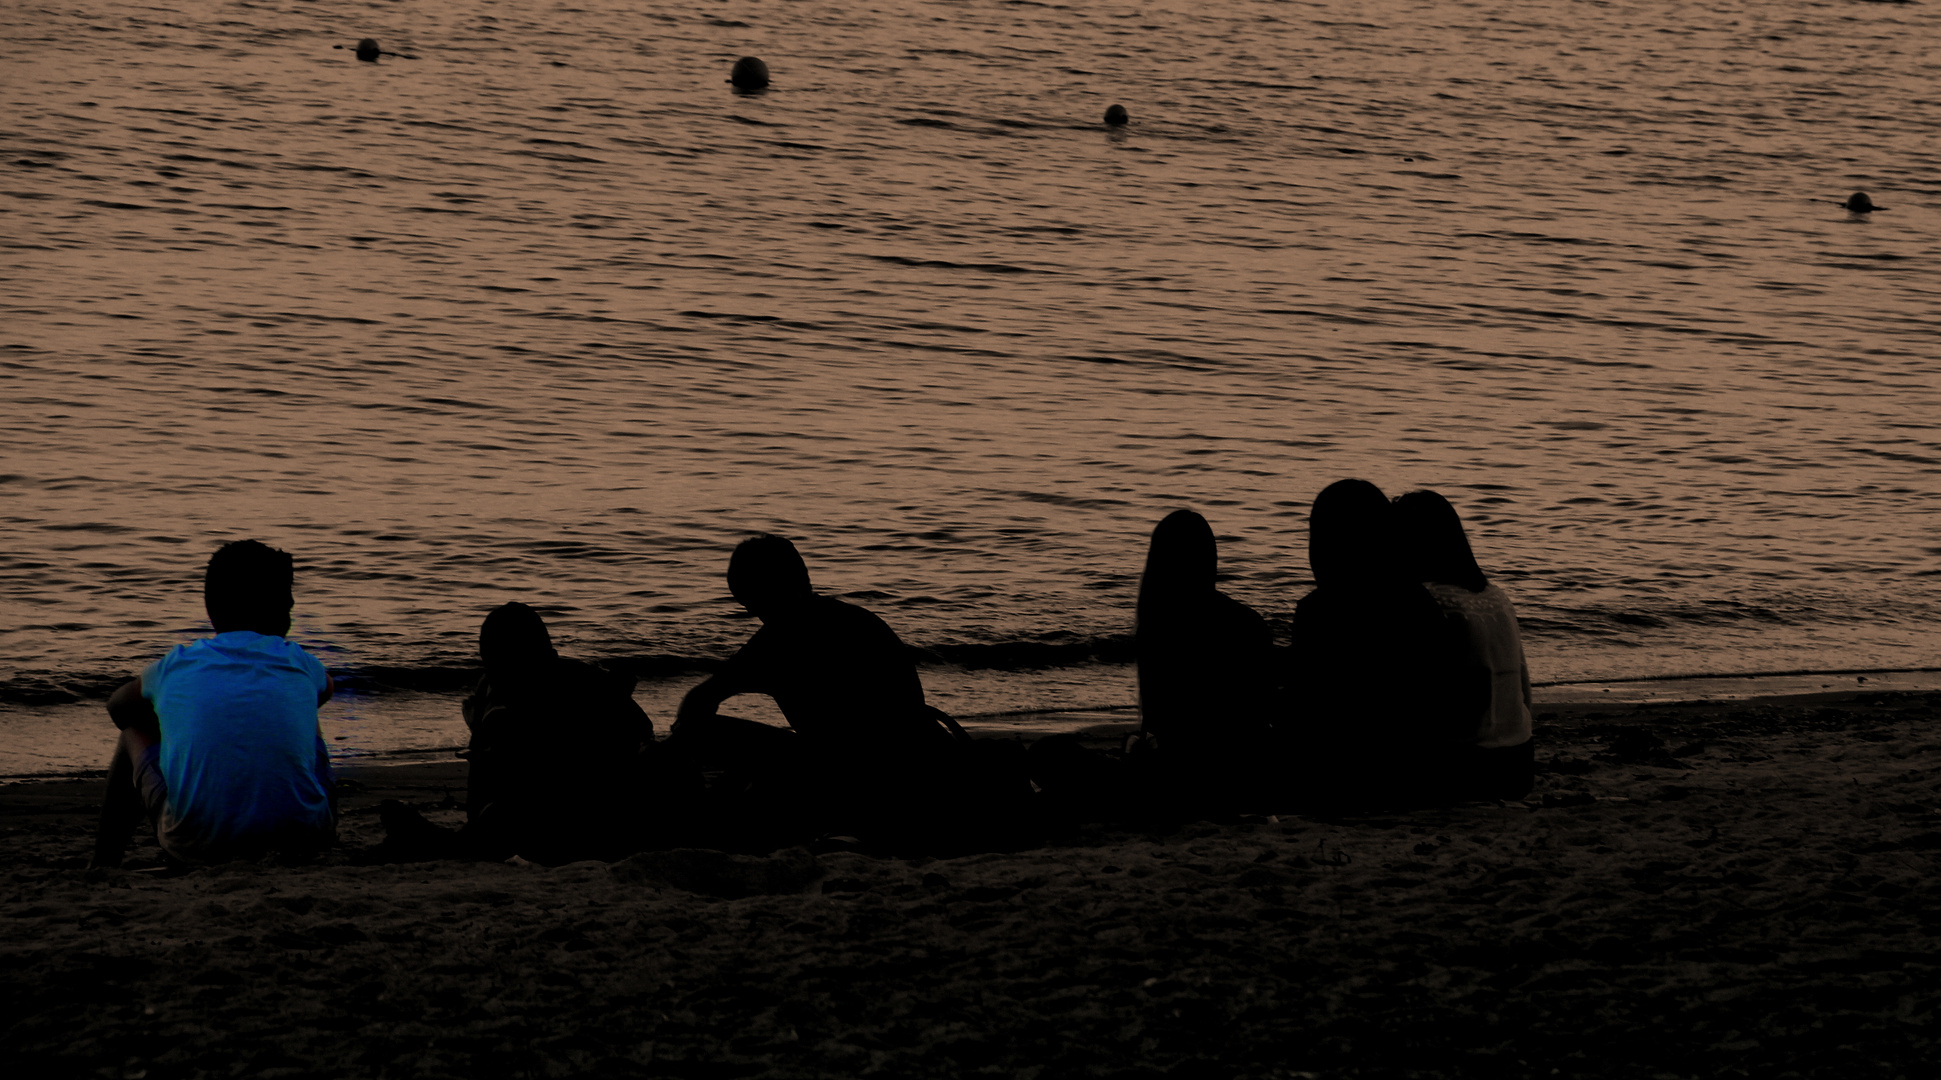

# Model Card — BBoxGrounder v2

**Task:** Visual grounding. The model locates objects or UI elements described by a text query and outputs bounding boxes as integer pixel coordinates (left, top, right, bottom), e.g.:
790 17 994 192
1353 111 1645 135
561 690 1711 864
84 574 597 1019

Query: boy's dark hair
204 540 295 631
727 534 813 610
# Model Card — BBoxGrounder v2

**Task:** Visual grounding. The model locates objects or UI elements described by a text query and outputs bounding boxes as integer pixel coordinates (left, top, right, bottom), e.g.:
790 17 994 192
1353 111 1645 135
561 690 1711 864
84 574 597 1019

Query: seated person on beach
668 534 968 848
382 602 670 864
1134 510 1280 766
91 540 336 868
1281 479 1488 807
1036 509 1282 821
1394 489 1535 799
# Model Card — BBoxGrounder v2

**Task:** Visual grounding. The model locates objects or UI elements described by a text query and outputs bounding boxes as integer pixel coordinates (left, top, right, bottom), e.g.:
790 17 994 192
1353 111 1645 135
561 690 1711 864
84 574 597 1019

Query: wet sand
4 692 1938 1078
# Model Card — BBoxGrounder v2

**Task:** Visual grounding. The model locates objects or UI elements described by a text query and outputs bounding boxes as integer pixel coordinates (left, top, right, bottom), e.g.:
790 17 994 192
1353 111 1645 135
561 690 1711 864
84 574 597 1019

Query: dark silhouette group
92 480 1532 868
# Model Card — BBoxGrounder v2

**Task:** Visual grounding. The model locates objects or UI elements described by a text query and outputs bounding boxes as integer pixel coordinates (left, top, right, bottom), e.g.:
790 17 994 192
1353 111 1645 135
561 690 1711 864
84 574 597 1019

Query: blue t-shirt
142 631 334 858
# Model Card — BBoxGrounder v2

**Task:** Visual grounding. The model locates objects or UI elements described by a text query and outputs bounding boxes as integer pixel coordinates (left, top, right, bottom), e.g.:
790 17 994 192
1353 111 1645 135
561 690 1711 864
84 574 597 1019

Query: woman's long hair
1136 509 1217 635
480 601 558 686
1393 489 1488 592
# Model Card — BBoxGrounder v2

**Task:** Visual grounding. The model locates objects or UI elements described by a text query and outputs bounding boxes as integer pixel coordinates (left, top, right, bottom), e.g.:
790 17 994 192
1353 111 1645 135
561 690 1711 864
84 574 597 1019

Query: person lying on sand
667 534 1006 852
381 602 681 864
1394 489 1536 800
91 540 336 868
1280 479 1488 809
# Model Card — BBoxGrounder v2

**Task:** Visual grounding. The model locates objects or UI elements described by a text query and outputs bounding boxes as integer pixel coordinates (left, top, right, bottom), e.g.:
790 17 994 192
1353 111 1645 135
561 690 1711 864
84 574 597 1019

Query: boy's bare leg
90 727 156 870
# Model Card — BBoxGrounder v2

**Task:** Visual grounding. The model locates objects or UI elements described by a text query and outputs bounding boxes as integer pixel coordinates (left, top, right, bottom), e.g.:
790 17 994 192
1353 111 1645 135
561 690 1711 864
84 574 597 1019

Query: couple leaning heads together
91 479 1533 868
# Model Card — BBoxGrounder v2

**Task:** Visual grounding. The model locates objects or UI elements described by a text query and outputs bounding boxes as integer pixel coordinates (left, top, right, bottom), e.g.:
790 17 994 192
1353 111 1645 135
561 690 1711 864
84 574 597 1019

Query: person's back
1398 489 1535 799
93 540 335 867
722 592 935 755
677 535 949 763
1421 582 1530 747
1134 510 1279 807
460 603 660 862
145 631 335 857
1283 481 1484 806
672 535 974 850
1290 578 1469 747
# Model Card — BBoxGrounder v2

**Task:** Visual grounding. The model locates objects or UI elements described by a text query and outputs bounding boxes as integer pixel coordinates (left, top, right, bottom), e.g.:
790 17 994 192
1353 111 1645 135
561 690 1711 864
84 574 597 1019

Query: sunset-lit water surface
4 0 1938 770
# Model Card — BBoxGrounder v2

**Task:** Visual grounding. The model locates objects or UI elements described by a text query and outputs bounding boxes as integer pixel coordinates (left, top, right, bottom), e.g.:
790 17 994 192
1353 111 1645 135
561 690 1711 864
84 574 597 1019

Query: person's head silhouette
1143 509 1218 596
204 539 295 636
1308 479 1396 589
1393 489 1487 592
480 601 557 679
727 534 814 618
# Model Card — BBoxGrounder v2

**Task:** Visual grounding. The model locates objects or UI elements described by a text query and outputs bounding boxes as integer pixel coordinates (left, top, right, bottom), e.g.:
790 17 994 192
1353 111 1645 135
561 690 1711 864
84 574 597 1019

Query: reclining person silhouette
379 602 676 864
667 534 989 852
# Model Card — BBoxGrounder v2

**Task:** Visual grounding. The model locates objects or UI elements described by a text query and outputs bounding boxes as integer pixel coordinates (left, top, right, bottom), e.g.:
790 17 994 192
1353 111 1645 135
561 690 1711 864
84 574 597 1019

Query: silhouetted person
1394 490 1535 799
1104 104 1129 127
1843 192 1879 213
467 603 673 859
1029 510 1279 823
670 535 969 850
381 602 676 863
1132 510 1278 802
1281 480 1487 808
92 541 335 868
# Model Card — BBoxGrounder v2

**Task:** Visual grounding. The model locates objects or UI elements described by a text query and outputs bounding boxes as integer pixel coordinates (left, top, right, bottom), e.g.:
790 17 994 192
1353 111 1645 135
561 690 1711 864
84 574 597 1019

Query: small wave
865 255 1046 275
0 636 1145 705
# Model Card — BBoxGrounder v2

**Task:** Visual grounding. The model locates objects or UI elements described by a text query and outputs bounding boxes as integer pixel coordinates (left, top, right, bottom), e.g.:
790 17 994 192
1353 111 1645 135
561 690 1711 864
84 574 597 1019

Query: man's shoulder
818 596 906 642
817 593 885 620
157 632 326 685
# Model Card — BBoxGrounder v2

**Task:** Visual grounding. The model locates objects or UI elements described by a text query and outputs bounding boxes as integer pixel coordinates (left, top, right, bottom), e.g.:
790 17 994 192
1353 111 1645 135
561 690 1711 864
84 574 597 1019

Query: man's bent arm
107 677 160 737
672 674 739 736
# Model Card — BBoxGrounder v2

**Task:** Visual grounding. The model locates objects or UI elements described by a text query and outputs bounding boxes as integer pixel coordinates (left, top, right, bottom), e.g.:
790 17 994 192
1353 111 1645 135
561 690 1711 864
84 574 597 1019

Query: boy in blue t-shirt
90 540 336 867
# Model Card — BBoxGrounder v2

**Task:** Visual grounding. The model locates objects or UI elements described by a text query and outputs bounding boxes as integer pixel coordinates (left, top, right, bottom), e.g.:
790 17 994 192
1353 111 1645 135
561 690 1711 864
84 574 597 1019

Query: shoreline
6 668 1941 782
5 691 1938 1075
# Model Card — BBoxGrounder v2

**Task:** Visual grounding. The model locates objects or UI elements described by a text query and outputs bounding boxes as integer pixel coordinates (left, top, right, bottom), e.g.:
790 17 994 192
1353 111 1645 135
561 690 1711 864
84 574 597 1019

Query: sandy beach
4 691 1938 1078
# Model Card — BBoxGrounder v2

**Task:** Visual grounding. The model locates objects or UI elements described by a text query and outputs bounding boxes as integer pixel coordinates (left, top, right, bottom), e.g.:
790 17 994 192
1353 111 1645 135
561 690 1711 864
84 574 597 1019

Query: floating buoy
1843 191 1880 213
334 38 417 61
1104 104 1129 127
730 56 770 91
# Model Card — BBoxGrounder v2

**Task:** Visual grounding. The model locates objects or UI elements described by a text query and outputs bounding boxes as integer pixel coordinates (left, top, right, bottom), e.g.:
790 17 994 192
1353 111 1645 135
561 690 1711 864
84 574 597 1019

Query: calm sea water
4 0 1938 772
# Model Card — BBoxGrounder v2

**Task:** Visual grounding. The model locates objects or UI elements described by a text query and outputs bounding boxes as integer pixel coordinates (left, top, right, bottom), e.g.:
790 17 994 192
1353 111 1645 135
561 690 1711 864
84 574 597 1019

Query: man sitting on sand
668 534 970 849
91 540 336 868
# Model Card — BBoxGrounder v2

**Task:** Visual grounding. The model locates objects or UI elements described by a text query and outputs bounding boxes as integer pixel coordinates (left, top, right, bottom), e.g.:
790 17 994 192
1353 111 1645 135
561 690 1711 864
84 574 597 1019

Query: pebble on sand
730 56 771 90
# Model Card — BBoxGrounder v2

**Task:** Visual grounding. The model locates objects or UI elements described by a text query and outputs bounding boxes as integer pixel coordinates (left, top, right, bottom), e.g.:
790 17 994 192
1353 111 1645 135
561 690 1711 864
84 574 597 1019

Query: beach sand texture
5 693 1938 1078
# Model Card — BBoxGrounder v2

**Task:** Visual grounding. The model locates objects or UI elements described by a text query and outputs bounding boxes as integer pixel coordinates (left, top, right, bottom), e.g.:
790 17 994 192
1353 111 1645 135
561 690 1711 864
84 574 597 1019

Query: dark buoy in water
1104 104 1129 127
335 38 415 61
729 56 770 91
1843 191 1880 213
